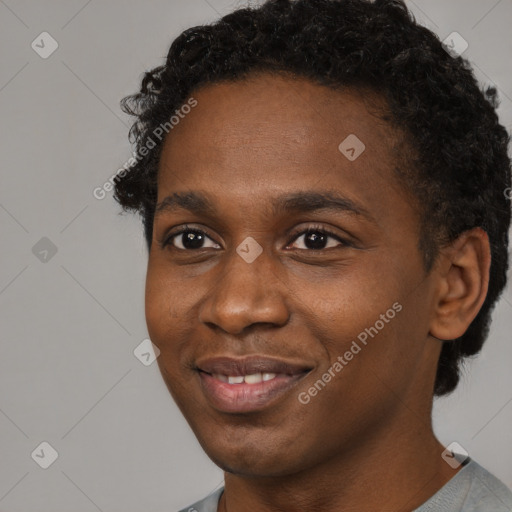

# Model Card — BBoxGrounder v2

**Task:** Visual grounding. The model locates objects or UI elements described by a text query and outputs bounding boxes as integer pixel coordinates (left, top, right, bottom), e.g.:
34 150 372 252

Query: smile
196 355 313 413
211 372 278 384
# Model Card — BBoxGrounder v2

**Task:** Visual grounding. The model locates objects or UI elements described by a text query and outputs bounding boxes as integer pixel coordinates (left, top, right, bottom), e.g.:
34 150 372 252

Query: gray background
1 0 511 511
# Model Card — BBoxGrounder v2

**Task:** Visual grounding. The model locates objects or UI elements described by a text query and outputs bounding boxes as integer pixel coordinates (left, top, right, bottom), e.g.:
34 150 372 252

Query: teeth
244 373 263 384
212 372 279 384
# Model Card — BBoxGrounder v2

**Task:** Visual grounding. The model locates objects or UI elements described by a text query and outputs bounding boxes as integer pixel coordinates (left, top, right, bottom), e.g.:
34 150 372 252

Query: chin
195 430 312 478
208 455 299 478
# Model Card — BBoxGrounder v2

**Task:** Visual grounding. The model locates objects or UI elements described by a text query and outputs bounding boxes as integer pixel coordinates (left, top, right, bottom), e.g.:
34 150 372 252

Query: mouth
195 355 313 413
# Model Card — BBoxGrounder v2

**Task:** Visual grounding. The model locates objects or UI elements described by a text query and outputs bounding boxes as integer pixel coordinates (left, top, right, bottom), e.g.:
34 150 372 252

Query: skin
145 72 491 512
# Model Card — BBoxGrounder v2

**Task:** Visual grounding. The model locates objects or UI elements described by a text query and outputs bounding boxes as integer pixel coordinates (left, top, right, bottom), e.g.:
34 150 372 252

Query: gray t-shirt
178 458 512 511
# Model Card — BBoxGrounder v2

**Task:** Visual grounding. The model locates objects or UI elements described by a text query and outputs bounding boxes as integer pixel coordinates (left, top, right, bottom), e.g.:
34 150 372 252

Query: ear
429 227 491 341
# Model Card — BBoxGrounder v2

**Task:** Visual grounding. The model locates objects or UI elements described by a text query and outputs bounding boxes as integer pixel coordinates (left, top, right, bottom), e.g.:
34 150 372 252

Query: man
114 0 512 510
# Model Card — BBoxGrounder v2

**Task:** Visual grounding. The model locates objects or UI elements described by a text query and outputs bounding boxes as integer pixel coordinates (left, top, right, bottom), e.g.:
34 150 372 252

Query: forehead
160 73 394 168
156 73 413 221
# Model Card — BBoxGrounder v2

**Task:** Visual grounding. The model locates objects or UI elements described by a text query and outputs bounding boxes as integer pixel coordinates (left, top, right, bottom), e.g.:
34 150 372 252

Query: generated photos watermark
298 301 403 404
93 96 198 200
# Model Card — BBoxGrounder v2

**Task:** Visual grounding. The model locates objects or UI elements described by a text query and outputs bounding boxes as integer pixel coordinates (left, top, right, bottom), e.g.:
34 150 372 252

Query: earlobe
429 227 491 341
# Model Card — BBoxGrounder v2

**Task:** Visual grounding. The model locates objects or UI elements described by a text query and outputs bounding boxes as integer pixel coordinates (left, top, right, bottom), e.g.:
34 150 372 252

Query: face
146 73 442 477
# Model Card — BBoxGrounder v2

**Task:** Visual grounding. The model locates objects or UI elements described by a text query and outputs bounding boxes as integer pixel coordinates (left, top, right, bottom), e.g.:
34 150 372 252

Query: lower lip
198 371 309 413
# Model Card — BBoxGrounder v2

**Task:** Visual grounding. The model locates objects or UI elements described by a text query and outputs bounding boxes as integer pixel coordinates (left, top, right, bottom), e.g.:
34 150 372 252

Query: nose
198 244 290 335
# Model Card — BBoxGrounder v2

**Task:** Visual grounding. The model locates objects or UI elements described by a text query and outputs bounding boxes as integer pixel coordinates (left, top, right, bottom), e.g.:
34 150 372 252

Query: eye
161 226 221 251
288 226 349 251
160 224 350 252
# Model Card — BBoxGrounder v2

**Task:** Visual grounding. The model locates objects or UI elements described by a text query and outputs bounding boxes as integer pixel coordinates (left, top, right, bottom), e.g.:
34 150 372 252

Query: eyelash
160 224 351 251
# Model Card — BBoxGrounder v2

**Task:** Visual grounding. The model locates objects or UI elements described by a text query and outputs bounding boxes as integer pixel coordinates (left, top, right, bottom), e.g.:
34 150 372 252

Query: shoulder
465 459 512 511
414 458 512 512
178 487 224 512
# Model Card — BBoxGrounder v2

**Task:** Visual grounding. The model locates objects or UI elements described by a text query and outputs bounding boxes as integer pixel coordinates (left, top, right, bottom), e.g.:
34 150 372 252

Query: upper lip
196 355 313 376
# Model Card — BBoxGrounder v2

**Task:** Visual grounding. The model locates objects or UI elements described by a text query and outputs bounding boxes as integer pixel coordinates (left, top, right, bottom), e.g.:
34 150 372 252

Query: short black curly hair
113 0 511 396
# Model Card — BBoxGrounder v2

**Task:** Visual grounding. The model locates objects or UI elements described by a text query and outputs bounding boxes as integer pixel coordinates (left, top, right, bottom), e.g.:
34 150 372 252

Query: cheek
144 260 175 342
302 271 415 389
304 267 401 340
144 261 200 372
144 270 161 331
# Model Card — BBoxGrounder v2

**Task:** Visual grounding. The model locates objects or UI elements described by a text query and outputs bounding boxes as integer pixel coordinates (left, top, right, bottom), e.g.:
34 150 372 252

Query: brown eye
163 228 221 250
289 227 348 250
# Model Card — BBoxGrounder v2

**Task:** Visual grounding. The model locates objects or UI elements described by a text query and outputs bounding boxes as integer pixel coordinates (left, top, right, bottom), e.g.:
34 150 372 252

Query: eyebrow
154 190 376 224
